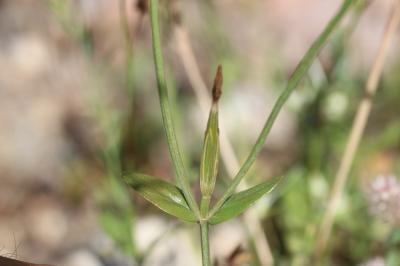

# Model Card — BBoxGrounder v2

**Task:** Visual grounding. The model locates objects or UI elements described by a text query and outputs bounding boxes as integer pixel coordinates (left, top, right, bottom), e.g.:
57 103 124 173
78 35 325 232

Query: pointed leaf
209 176 282 224
200 65 222 197
123 173 197 222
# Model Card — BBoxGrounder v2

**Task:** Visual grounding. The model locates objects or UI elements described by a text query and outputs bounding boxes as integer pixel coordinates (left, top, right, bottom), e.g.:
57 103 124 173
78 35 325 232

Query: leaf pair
123 65 281 224
123 172 281 224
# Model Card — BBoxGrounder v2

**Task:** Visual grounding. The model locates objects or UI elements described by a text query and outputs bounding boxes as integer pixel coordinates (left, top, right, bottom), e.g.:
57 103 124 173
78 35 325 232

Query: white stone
28 202 68 248
134 216 168 253
9 34 52 77
61 250 103 266
211 220 247 261
142 226 200 266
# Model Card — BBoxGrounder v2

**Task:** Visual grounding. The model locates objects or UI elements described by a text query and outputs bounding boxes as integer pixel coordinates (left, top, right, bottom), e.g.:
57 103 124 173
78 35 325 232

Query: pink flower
368 175 400 226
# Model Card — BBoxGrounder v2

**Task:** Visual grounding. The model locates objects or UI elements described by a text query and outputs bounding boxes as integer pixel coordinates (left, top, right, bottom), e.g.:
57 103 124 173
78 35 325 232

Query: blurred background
0 0 399 265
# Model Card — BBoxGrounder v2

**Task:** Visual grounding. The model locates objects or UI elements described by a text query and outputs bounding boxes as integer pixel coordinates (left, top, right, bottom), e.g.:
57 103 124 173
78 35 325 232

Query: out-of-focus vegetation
0 0 399 265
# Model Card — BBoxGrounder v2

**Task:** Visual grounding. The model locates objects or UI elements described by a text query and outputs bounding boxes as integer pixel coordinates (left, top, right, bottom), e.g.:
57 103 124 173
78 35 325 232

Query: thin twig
173 24 274 266
315 0 400 259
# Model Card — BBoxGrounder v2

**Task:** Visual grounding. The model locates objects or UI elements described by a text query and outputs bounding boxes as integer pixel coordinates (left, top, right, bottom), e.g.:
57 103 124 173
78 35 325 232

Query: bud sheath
200 65 222 199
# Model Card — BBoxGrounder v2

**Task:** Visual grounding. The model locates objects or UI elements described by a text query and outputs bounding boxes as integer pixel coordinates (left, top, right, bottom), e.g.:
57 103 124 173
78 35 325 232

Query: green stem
200 222 211 266
200 195 211 218
210 0 354 216
149 0 200 217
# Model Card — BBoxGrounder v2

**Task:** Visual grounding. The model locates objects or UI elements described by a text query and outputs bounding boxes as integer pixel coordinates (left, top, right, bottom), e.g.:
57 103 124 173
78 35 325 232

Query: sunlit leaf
123 173 197 222
209 176 282 224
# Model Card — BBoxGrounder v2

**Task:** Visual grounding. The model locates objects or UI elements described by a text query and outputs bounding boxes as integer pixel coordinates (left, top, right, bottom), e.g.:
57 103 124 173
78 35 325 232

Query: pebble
134 216 168 253
26 199 68 248
61 250 103 266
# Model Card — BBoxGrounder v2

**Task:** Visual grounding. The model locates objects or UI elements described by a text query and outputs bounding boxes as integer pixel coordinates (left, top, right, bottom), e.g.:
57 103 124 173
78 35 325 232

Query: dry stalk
315 0 400 259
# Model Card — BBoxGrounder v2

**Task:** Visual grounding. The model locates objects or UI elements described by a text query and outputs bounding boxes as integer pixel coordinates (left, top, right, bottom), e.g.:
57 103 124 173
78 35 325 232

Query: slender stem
200 222 211 266
149 0 199 217
315 0 400 260
210 0 354 217
174 23 274 265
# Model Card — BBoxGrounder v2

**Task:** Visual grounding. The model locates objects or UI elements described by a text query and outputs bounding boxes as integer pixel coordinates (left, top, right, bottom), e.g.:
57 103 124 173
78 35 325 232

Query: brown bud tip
136 0 149 15
170 1 182 25
212 64 223 102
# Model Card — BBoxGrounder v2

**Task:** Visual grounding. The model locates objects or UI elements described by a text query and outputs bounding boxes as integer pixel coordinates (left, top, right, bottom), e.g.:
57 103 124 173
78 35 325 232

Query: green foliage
210 0 355 216
97 177 137 257
279 168 321 261
200 65 222 199
147 0 354 223
149 0 199 216
386 252 400 266
99 205 136 256
124 173 197 222
133 0 356 265
386 229 400 266
199 99 220 198
209 176 282 224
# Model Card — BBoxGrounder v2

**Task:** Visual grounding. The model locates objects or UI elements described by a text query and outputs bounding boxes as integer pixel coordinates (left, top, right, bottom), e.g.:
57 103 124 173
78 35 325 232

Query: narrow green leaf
123 173 197 222
209 176 282 224
97 177 137 256
99 207 136 256
210 0 354 216
200 65 222 198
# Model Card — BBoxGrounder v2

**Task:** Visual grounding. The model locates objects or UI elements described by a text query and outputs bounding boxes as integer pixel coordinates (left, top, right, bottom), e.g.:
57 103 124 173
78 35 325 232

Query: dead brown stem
315 0 400 260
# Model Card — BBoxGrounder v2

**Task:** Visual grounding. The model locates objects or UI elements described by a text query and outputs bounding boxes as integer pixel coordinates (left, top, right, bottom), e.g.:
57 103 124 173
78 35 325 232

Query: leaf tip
212 64 223 102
